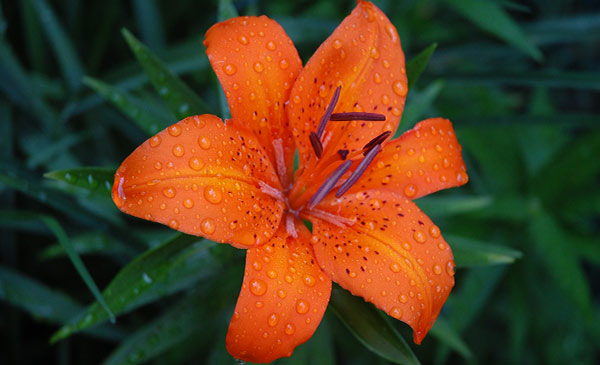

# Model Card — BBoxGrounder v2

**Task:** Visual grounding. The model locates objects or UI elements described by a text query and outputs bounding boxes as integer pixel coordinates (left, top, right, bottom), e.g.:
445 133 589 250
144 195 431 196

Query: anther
330 112 386 121
336 144 382 198
316 86 341 139
362 131 391 155
307 160 353 210
309 131 323 158
337 149 349 160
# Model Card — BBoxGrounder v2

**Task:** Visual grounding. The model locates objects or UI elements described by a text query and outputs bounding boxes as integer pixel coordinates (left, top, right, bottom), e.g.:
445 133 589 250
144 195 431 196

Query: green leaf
440 70 600 90
132 0 166 51
121 28 210 120
29 0 85 90
44 167 115 198
529 212 594 322
38 233 136 261
446 235 522 268
429 317 472 360
416 195 492 218
406 43 437 90
39 215 115 323
396 79 444 136
84 77 167 135
454 113 600 127
329 285 420 365
442 0 542 61
218 0 238 21
51 234 221 342
0 265 125 342
103 292 207 365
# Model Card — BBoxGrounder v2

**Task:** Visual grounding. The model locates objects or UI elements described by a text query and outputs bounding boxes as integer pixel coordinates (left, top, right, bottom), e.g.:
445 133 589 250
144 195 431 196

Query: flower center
287 86 391 213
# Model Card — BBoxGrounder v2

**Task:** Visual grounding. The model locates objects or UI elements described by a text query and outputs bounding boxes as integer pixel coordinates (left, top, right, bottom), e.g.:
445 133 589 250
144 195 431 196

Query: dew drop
277 289 287 298
292 95 301 104
393 80 407 97
285 323 296 335
163 187 176 198
296 299 309 314
413 230 426 243
154 161 162 170
429 225 440 238
168 125 181 137
198 136 211 150
249 279 267 296
389 307 403 319
279 58 289 70
172 144 185 157
399 294 408 303
252 261 262 271
253 62 264 73
169 219 179 229
200 218 216 235
204 186 222 204
268 313 279 327
433 264 442 275
238 35 249 45
390 263 401 273
183 199 194 209
149 135 161 147
333 39 342 49
223 63 237 75
303 274 316 287
267 270 277 279
266 40 277 50
404 184 417 197
188 157 204 171
446 260 456 276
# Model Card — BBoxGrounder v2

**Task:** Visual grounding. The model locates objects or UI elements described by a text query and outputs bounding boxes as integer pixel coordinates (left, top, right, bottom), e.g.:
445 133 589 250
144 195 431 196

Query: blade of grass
446 235 522 268
416 195 492 217
440 70 600 90
38 232 136 261
442 0 542 61
44 167 115 198
29 0 85 90
0 265 126 342
329 285 420 365
406 43 437 89
132 0 165 51
84 76 168 135
429 317 472 360
39 215 115 323
122 28 210 120
51 234 225 342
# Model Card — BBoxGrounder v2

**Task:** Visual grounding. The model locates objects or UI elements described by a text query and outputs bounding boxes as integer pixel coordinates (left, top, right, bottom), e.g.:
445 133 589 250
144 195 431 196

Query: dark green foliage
0 0 598 364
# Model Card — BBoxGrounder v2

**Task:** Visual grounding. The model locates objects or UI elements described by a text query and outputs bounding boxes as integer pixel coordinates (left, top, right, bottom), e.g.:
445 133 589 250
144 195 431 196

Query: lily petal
289 1 407 171
205 16 302 187
308 190 454 343
346 118 468 199
112 115 285 248
227 221 331 363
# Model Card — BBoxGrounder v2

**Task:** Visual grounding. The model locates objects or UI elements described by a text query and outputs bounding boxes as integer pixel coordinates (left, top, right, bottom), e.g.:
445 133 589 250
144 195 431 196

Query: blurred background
1 0 599 364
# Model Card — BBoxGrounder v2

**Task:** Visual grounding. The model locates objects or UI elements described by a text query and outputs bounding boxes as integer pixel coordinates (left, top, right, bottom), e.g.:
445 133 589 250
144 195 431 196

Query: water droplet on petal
413 230 426 244
393 80 407 97
333 39 342 49
200 218 216 235
223 64 237 75
253 62 264 73
188 157 204 171
303 274 316 287
277 289 287 298
446 260 456 276
296 299 309 314
168 125 181 137
266 40 277 50
390 263 401 273
149 135 161 147
389 307 402 319
163 187 176 198
399 294 408 303
183 199 194 209
204 186 222 204
169 219 179 229
279 59 289 70
249 279 267 296
238 35 249 45
268 313 279 327
172 144 184 157
433 264 442 275
429 225 440 238
285 323 296 335
198 136 211 150
404 184 417 197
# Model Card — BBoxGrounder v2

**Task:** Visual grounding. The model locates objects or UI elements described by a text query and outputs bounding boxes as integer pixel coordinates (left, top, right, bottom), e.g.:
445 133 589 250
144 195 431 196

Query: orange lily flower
112 1 468 362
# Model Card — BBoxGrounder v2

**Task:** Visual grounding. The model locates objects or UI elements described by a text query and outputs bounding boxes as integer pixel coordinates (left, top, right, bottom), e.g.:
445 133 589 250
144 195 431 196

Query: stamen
335 144 382 198
286 215 298 238
309 131 323 158
259 181 285 202
330 112 386 121
362 130 391 155
307 209 356 227
316 86 341 139
272 139 289 189
307 159 352 210
337 149 349 160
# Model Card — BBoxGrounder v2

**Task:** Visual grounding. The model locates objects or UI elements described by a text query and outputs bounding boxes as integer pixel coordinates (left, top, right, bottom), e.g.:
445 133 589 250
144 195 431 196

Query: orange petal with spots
227 221 331 363
307 191 454 343
346 118 468 199
204 16 302 188
112 115 285 248
288 1 407 172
